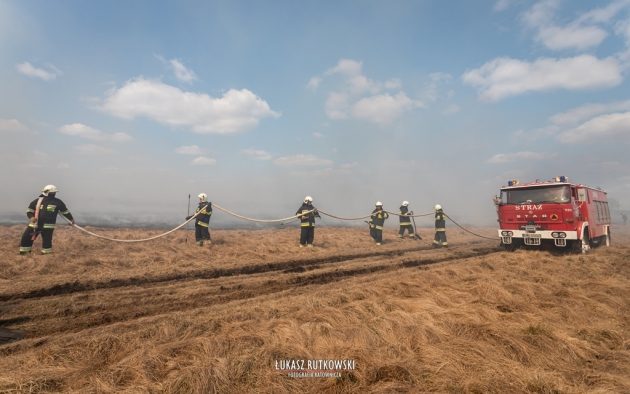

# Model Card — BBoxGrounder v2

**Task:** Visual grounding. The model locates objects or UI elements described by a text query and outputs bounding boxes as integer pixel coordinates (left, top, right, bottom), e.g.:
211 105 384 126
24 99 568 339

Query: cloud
522 0 630 51
273 154 333 167
0 118 28 132
352 92 422 124
170 59 197 83
175 145 204 155
517 99 630 142
191 156 216 166
537 25 607 51
325 92 350 120
312 132 324 138
494 0 517 12
558 111 630 143
310 58 423 125
550 100 630 126
16 62 61 81
101 78 279 134
462 55 622 101
487 151 551 164
307 76 322 90
58 123 132 142
74 144 114 155
241 148 272 160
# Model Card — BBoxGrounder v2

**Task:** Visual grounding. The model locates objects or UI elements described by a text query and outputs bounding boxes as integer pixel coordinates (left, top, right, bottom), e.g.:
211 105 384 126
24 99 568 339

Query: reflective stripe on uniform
43 223 56 229
300 223 313 227
41 248 53 254
374 226 383 230
197 222 209 228
46 205 56 211
61 210 70 215
27 208 35 213
28 223 36 228
436 228 445 231
399 223 413 226
433 240 440 244
19 246 32 252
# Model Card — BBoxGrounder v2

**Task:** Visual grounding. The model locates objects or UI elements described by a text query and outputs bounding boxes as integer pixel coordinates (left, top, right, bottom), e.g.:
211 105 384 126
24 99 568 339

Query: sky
1 0 630 227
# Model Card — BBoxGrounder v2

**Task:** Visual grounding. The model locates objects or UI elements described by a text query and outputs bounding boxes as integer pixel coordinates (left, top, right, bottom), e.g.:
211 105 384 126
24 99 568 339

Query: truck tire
572 227 590 254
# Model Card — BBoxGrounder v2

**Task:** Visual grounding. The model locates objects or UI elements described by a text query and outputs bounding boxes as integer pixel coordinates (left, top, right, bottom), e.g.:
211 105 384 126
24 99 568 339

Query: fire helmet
42 185 58 196
304 196 313 203
434 204 442 211
375 201 383 207
198 193 208 202
402 201 409 207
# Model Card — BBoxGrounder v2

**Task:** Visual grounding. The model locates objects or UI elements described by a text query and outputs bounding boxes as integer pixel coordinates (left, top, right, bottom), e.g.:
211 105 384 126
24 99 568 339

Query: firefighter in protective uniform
370 202 389 245
398 201 414 238
19 185 74 255
296 196 320 247
433 204 448 248
186 193 212 246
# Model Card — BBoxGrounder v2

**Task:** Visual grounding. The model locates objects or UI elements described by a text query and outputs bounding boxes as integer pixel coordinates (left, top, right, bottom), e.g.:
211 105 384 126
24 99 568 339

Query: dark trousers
195 224 211 244
399 224 413 236
370 226 383 243
300 226 315 245
20 227 54 253
433 229 447 247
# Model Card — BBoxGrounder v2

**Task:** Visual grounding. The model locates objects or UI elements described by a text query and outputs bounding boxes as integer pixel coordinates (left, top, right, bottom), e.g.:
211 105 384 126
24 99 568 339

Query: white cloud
462 55 622 101
311 58 423 124
191 156 216 166
325 59 363 77
170 59 197 83
307 76 322 90
16 62 61 81
325 92 350 119
352 92 422 124
101 78 280 134
58 123 132 142
74 144 113 155
537 25 607 51
241 148 272 160
273 154 333 167
443 104 461 114
558 111 630 143
487 151 550 164
550 100 630 126
0 118 28 132
175 145 204 155
494 0 517 12
522 0 630 51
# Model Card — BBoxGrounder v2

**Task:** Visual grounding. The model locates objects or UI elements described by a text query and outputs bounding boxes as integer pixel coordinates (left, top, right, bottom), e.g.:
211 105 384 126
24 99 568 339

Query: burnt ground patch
0 244 465 301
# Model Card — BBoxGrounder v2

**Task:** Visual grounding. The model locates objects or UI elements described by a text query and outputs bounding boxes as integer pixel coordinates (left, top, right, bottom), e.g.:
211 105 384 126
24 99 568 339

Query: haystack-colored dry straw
0 224 628 392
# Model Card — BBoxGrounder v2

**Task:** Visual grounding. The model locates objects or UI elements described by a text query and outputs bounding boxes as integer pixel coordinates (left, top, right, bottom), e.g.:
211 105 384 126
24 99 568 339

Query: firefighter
296 196 320 247
19 185 74 255
186 193 212 246
433 204 448 248
398 201 414 238
369 201 389 245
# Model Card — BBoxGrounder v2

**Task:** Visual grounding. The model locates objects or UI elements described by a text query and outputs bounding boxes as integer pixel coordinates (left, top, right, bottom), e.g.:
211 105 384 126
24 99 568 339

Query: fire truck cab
496 176 611 253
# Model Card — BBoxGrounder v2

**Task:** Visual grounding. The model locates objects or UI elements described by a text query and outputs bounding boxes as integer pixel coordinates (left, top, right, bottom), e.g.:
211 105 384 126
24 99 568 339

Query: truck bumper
498 230 578 247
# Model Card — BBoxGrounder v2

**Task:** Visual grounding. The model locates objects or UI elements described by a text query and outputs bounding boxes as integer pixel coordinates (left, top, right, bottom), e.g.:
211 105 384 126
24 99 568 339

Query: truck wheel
572 228 590 254
604 228 611 247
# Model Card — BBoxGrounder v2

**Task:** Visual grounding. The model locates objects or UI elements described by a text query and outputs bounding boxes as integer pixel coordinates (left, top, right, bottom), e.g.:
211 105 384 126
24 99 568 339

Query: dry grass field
0 224 628 393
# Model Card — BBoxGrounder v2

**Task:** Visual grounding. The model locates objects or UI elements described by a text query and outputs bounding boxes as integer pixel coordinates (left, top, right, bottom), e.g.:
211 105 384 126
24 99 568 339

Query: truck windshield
501 185 571 204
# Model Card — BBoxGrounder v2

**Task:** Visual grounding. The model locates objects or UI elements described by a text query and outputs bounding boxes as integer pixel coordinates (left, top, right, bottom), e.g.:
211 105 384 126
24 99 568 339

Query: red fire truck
496 176 611 253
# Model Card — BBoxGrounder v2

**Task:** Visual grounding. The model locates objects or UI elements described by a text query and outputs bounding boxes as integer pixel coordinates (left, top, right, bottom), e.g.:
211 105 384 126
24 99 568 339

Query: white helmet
304 196 313 203
434 204 442 211
42 184 58 196
198 193 208 202
375 201 383 207
402 201 409 207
